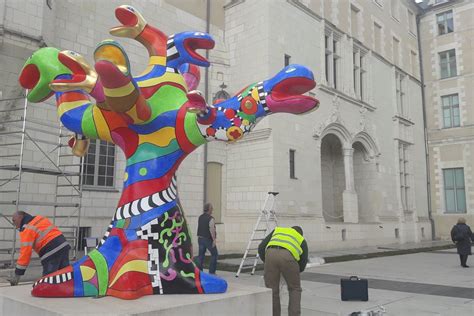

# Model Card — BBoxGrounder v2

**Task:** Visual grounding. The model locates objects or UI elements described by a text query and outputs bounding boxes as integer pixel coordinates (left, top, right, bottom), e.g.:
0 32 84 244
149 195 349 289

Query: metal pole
416 13 435 240
10 90 28 268
203 0 211 207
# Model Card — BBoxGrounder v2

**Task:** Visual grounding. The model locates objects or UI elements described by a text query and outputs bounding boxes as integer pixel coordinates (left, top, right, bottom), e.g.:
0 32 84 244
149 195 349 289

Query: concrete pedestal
0 282 271 316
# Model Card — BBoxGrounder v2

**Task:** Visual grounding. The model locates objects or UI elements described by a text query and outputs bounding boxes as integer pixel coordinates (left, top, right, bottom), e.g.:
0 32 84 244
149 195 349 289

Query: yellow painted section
125 104 145 124
149 56 166 65
137 72 186 90
139 127 175 147
92 107 112 141
109 260 148 287
251 88 259 100
80 265 96 281
58 100 89 118
103 82 135 97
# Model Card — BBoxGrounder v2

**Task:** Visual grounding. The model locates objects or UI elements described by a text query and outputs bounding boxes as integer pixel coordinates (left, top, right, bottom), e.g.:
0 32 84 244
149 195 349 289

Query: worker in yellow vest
258 226 308 316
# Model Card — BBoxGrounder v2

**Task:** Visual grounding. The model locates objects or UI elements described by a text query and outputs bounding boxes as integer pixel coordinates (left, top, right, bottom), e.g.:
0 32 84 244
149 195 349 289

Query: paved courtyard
0 248 472 315
221 248 474 315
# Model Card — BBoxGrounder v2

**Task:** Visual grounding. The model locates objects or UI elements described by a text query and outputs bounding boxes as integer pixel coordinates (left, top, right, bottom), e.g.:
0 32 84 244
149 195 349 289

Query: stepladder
235 191 279 277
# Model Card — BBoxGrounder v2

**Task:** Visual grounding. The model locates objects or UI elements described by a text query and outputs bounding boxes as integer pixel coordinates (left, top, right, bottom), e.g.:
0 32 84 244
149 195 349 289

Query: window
284 54 291 67
439 49 457 79
351 5 360 38
83 139 116 188
325 29 341 89
410 50 418 76
353 45 367 100
392 37 400 66
289 149 296 179
442 94 460 128
391 0 399 20
374 22 382 53
437 10 453 35
399 143 410 211
443 168 466 213
407 10 415 34
395 71 406 117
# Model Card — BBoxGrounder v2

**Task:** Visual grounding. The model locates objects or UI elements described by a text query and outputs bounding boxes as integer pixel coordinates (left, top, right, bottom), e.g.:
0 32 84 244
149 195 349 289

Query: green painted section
127 139 180 166
116 219 125 228
81 106 98 139
21 47 71 103
184 112 206 147
83 282 99 296
237 112 256 123
180 270 195 279
240 83 257 97
139 167 147 176
145 86 188 123
88 250 108 296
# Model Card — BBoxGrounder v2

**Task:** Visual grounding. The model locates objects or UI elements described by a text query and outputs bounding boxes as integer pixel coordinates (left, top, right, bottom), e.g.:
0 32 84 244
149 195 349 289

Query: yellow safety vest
266 227 304 261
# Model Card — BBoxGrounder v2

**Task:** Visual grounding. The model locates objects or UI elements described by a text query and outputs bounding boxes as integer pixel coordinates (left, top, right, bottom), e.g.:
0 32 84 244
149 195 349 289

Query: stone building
418 0 473 238
0 0 434 255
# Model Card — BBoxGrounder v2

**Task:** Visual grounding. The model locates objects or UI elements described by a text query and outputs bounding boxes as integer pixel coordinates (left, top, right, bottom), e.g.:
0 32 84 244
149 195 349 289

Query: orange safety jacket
16 215 66 274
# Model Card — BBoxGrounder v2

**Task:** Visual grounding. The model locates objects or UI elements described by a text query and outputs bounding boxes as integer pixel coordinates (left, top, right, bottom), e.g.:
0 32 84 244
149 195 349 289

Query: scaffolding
0 91 83 269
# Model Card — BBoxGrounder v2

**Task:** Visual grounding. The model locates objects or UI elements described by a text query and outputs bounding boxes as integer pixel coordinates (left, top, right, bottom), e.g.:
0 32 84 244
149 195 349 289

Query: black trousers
42 247 70 276
459 254 469 267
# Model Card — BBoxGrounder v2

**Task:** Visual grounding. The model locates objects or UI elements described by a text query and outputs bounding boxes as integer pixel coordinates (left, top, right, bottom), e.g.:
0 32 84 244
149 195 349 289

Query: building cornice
286 0 322 21
224 0 245 10
318 85 376 112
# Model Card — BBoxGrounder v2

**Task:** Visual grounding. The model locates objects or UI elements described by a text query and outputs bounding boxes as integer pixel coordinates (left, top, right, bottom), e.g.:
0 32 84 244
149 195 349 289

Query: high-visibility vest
266 227 304 261
16 216 63 270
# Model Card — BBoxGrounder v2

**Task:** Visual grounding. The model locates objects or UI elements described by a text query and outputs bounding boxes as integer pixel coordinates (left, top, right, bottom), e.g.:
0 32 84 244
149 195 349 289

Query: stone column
342 147 359 223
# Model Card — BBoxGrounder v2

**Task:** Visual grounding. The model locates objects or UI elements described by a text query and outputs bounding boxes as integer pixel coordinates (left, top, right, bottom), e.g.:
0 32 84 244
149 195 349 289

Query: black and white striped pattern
166 35 179 62
137 218 163 294
114 177 177 221
256 82 269 113
98 223 113 247
34 271 72 287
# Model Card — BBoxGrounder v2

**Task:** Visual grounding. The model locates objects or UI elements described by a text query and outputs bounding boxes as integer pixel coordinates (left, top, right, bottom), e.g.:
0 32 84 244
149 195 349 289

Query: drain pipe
203 0 211 207
416 13 435 240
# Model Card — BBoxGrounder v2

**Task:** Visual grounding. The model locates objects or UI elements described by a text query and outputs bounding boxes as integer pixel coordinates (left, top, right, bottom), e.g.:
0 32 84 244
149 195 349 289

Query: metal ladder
235 192 279 277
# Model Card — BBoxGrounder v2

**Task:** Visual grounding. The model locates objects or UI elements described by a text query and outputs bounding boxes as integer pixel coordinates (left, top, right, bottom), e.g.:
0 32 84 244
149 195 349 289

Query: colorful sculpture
18 5 319 299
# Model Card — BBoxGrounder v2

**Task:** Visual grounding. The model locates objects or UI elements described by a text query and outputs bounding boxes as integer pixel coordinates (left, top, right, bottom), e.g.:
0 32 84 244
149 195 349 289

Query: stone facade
419 0 474 238
0 0 434 255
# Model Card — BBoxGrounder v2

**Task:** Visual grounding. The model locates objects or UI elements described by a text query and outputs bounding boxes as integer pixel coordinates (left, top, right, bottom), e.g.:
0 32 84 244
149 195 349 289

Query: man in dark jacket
258 226 308 316
9 211 71 285
197 203 218 274
451 217 473 268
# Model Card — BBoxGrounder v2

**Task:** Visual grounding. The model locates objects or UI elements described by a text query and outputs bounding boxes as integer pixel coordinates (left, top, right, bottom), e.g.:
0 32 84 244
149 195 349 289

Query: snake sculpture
18 5 319 299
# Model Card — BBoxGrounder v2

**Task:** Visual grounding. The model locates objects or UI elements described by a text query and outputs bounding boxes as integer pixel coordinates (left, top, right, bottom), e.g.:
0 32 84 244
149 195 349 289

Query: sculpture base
0 282 271 316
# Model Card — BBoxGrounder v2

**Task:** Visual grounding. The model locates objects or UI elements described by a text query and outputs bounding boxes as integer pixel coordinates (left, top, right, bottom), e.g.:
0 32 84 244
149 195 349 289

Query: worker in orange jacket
9 211 71 286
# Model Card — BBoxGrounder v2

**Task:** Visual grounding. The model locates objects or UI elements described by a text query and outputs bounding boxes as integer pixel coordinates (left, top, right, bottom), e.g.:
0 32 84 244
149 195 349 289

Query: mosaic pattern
19 5 319 299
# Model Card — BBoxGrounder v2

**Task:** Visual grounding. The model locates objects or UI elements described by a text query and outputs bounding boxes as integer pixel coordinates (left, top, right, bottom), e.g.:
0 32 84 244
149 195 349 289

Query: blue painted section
262 64 314 92
98 235 122 269
200 272 228 294
129 110 177 134
167 32 214 68
60 104 88 135
125 229 138 241
134 65 167 82
73 255 88 297
124 150 184 188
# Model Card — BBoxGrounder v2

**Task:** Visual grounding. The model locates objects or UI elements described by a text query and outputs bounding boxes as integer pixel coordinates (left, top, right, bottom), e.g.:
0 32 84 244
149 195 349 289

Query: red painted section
140 25 168 57
109 228 128 246
19 64 40 89
115 7 138 26
117 157 183 205
31 279 75 297
175 105 196 154
111 127 138 158
95 60 131 89
195 267 203 294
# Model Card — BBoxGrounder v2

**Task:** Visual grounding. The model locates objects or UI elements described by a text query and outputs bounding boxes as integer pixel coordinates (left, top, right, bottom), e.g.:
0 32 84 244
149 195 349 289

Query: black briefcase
340 276 368 301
